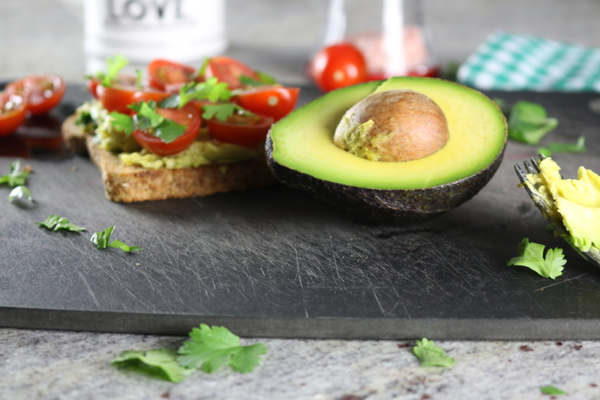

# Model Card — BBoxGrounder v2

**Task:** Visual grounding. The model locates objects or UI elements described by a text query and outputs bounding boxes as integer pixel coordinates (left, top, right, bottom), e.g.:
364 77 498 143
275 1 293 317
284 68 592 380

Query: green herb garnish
507 101 558 145
507 238 566 279
538 135 586 157
239 71 277 86
0 160 30 188
8 185 32 204
112 324 266 382
540 385 567 395
412 338 455 367
90 226 141 252
102 54 129 87
110 101 185 143
37 215 85 232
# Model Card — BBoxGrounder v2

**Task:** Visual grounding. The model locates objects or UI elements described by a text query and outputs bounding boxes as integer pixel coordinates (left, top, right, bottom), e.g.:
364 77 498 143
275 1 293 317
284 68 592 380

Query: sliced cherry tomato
207 113 274 148
86 77 101 99
96 75 139 115
131 88 170 104
148 59 197 91
204 56 259 90
0 92 28 136
310 43 367 92
233 85 300 122
132 104 201 156
7 74 66 115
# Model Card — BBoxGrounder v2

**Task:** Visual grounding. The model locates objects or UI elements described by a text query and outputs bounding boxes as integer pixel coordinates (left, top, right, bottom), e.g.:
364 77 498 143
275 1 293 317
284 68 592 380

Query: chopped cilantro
412 338 455 367
102 54 128 87
110 101 185 144
135 69 144 88
239 71 277 86
109 112 135 135
112 348 194 383
540 385 567 395
507 101 558 145
177 324 267 373
8 185 33 204
37 215 85 232
91 226 141 252
202 103 239 121
0 160 30 188
507 238 566 279
538 136 586 157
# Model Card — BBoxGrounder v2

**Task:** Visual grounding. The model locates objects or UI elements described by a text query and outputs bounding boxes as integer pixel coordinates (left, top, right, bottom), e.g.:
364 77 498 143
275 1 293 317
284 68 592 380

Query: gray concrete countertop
3 1 600 399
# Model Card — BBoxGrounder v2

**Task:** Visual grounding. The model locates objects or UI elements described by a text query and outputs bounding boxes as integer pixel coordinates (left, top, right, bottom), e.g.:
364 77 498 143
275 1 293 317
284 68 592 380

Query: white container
84 0 227 74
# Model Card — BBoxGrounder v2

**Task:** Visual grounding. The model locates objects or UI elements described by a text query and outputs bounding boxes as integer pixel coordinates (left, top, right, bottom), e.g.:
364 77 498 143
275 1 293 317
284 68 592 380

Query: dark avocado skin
266 136 506 224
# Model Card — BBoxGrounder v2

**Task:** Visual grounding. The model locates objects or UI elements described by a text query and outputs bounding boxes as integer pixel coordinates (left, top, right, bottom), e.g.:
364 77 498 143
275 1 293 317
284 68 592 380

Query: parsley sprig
412 338 455 367
111 324 267 382
91 226 141 252
1 160 30 188
507 238 566 279
101 54 128 87
110 101 186 144
37 214 85 232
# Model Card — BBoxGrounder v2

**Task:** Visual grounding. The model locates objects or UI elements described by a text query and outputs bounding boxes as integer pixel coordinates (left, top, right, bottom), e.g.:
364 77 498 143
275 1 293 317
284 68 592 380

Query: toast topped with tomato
62 55 300 203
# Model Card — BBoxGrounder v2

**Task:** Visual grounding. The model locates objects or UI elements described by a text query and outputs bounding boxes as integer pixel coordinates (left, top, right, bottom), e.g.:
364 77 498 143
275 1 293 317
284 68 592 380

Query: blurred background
2 0 600 86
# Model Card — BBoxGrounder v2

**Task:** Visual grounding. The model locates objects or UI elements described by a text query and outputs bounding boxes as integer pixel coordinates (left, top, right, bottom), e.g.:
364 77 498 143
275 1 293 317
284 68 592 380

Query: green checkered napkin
457 31 600 91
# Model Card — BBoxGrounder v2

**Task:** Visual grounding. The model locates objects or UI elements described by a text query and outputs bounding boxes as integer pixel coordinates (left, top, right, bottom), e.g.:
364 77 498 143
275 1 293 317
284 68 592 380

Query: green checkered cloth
457 31 600 91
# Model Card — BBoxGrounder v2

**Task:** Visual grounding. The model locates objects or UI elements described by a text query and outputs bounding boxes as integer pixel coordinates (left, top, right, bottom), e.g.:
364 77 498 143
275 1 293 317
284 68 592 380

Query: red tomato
310 43 367 92
0 92 28 136
86 77 101 99
132 104 201 156
148 59 197 91
131 88 170 104
207 113 274 148
204 56 259 90
96 75 139 114
233 85 300 122
7 74 66 115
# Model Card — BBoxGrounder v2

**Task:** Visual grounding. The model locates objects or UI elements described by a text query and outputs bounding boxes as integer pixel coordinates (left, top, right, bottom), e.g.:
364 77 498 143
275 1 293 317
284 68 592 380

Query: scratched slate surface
1 84 600 340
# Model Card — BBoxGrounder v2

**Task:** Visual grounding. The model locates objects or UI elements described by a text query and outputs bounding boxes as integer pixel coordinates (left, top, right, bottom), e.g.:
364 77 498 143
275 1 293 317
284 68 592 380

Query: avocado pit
333 89 449 162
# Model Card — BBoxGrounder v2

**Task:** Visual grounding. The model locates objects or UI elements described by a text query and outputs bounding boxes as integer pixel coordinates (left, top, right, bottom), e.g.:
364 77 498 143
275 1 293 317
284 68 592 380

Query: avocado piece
266 77 507 223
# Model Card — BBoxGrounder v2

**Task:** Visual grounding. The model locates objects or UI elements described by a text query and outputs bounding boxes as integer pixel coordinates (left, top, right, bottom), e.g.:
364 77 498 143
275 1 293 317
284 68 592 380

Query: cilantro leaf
177 324 267 373
37 215 85 232
136 101 165 127
507 238 566 279
135 69 144 88
412 338 455 367
540 385 567 395
508 101 558 145
538 136 586 157
255 71 278 85
109 112 135 135
8 185 33 205
239 75 266 87
154 119 186 143
0 160 30 188
102 54 128 87
91 226 141 252
202 103 238 121
111 348 194 383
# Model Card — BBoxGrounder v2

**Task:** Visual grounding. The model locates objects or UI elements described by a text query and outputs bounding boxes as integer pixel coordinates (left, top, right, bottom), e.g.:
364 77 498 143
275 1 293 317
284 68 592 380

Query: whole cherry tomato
233 85 300 122
132 103 201 156
203 56 259 90
0 92 28 136
148 59 197 91
207 113 274 148
6 74 66 115
310 43 367 92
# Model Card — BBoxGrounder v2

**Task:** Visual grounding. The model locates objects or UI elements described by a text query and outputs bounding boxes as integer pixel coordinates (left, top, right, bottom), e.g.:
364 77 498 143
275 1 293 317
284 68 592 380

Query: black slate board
2 84 600 340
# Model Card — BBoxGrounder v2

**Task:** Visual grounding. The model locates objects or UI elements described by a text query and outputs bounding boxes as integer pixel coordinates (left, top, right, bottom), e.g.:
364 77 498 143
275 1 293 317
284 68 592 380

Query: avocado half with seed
265 77 507 223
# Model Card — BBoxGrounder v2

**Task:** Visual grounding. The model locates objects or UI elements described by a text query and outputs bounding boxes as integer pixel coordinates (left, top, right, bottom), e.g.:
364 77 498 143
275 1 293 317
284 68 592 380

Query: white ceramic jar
84 0 227 74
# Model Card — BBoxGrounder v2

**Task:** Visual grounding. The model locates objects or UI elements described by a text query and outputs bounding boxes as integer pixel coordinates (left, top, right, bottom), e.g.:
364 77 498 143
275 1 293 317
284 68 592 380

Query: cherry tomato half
132 103 201 157
148 59 197 91
204 56 259 90
7 74 66 115
86 77 101 99
96 75 139 115
0 92 28 136
131 88 170 104
207 113 274 148
310 43 367 92
233 85 300 122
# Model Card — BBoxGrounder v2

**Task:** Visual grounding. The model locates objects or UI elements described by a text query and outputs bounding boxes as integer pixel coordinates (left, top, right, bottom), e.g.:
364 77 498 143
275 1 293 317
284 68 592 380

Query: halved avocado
266 77 507 223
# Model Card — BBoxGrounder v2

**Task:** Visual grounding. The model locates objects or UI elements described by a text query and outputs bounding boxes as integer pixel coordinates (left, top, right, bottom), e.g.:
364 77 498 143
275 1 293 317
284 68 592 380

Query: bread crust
61 115 277 202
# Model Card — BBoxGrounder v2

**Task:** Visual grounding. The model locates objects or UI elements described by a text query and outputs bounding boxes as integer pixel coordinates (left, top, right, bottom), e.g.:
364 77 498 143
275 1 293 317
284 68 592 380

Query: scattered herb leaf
91 226 141 252
508 101 558 145
507 238 565 279
412 338 455 367
541 385 567 395
102 54 128 87
37 215 85 232
538 135 587 157
0 160 30 188
8 185 33 204
111 348 194 383
177 324 267 373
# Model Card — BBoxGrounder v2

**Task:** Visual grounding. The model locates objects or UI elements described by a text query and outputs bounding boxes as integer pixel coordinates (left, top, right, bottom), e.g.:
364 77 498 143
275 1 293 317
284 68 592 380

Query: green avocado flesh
269 77 506 190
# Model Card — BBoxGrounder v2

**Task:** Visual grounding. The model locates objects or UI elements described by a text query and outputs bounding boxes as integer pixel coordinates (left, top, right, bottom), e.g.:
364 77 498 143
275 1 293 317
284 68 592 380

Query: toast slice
61 115 277 202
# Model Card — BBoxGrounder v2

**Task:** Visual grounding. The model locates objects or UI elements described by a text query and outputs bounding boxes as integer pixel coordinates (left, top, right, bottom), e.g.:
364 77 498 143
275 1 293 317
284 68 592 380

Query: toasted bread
61 115 277 202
